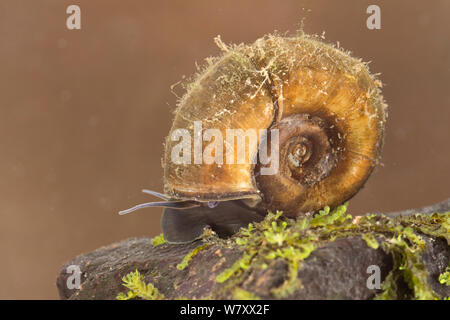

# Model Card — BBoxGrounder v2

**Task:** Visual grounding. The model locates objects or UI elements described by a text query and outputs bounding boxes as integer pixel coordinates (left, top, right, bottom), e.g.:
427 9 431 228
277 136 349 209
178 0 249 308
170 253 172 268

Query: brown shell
163 34 387 216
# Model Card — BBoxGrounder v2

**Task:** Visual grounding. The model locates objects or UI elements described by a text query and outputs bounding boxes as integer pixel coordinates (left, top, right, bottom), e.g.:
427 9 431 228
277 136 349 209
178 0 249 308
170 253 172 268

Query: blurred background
0 0 448 299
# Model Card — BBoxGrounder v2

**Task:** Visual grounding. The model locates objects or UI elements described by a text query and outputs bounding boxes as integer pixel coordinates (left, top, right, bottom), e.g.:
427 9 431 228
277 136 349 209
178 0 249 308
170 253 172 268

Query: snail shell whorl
163 34 387 217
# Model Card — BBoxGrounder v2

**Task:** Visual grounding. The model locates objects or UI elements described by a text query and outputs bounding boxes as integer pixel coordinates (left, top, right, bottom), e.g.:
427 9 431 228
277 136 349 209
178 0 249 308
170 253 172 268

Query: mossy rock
57 199 450 300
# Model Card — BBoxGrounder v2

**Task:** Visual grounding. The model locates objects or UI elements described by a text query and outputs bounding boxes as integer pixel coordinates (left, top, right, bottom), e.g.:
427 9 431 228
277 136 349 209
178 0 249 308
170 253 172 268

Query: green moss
439 265 450 286
176 243 210 271
120 206 447 300
210 202 449 300
362 233 379 249
232 288 260 300
378 234 436 300
131 205 447 300
310 202 351 227
216 253 254 283
372 212 449 300
151 233 167 247
213 205 349 297
374 271 402 300
117 270 164 300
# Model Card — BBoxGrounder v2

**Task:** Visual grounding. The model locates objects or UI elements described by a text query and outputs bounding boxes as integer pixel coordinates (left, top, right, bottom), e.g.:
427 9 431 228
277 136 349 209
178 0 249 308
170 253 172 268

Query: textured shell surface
163 34 387 216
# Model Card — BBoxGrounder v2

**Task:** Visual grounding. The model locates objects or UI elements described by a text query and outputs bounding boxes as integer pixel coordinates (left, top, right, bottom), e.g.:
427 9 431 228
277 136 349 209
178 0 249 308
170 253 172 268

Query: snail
120 33 387 244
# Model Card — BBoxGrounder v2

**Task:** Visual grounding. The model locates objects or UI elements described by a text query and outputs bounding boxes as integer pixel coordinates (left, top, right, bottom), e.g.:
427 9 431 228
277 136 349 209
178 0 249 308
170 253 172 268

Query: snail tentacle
119 189 206 216
141 189 172 200
118 200 200 216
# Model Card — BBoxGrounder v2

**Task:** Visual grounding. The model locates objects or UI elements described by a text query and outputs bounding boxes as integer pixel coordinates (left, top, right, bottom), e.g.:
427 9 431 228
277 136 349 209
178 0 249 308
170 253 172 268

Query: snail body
120 34 387 243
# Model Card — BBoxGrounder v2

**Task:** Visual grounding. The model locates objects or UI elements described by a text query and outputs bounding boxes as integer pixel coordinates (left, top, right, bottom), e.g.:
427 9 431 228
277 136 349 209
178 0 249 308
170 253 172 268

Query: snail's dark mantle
57 199 450 300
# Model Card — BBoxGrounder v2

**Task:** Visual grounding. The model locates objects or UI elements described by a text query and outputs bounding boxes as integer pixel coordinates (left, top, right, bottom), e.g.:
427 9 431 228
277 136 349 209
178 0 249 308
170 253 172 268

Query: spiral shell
163 34 387 217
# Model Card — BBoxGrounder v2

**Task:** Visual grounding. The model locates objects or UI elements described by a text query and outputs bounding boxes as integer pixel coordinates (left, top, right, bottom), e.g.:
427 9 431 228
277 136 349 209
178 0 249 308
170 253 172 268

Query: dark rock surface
57 198 450 300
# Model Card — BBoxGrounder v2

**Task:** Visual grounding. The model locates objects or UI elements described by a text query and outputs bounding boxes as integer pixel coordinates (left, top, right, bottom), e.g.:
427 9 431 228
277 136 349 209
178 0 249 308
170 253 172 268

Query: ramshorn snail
120 33 387 243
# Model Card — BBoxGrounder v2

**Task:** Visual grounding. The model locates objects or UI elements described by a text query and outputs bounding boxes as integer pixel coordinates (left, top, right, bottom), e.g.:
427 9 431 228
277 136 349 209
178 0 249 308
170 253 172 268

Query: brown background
0 0 448 299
